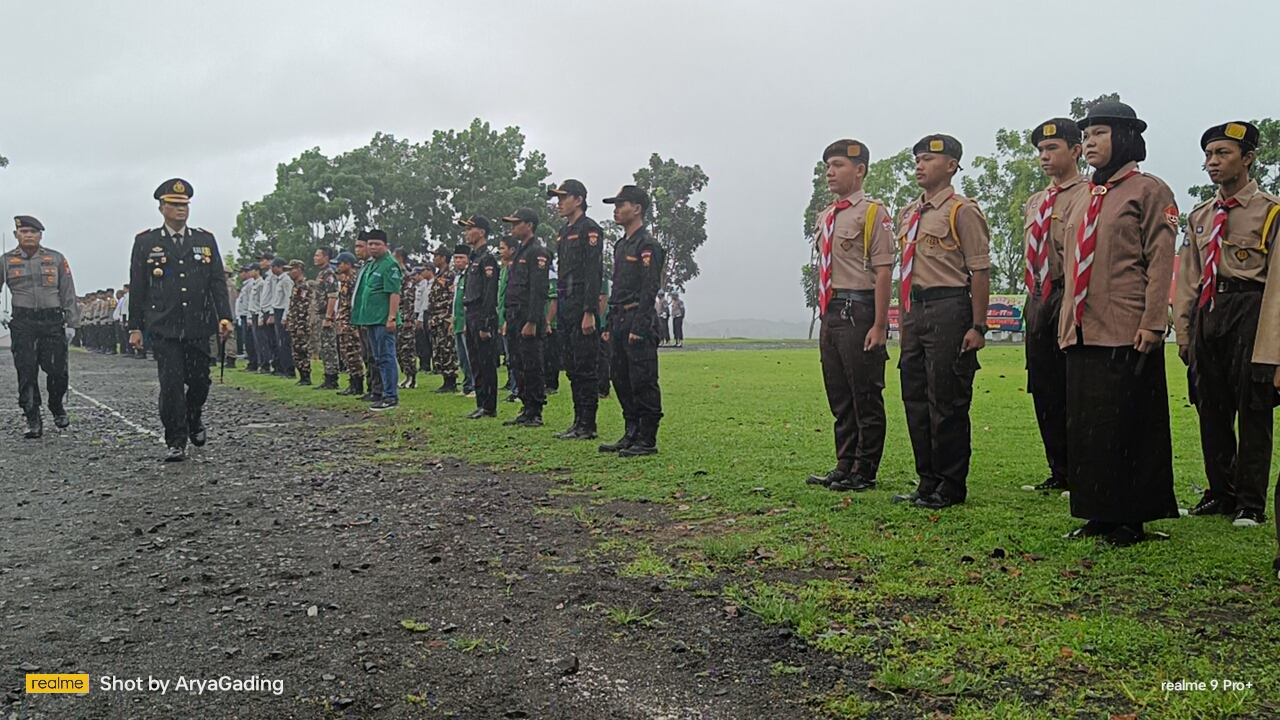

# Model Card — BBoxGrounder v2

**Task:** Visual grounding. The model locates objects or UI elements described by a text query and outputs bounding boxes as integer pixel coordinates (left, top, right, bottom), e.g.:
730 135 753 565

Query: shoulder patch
1165 205 1180 227
536 255 547 269
588 231 599 246
485 265 495 276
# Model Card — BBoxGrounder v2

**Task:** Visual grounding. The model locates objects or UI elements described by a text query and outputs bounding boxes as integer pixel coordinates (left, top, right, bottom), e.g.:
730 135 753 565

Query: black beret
14 215 44 232
1030 118 1082 147
334 251 358 266
912 134 963 162
502 208 540 226
548 179 588 200
457 215 491 233
1077 101 1146 133
154 178 193 203
365 229 388 242
602 185 650 211
1201 121 1260 152
453 244 471 256
822 139 870 165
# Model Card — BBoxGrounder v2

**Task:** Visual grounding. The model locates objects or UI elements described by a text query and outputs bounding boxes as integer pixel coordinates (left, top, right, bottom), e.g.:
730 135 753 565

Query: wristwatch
972 323 989 335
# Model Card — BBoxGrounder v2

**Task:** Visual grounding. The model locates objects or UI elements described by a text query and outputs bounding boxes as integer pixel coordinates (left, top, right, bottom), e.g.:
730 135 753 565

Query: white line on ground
68 386 164 443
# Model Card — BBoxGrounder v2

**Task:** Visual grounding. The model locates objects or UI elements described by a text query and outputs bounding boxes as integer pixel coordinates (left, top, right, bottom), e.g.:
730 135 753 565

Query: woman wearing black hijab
1056 101 1181 546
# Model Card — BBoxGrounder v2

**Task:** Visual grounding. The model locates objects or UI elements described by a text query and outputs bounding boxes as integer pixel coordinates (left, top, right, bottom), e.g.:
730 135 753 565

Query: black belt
832 289 874 303
1216 278 1265 294
13 307 64 319
908 286 968 303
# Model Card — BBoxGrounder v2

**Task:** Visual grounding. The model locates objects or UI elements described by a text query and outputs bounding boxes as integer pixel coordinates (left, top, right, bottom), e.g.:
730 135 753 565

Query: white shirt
414 278 431 316
114 294 128 322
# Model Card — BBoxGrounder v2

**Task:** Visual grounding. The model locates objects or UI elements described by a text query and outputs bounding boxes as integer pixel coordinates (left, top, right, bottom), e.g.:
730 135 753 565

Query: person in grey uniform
2 215 80 438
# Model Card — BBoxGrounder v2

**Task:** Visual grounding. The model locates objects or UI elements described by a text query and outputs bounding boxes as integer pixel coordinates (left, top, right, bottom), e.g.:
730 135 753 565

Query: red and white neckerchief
817 199 852 316
1197 197 1242 310
899 206 923 312
1072 169 1138 327
1026 186 1060 299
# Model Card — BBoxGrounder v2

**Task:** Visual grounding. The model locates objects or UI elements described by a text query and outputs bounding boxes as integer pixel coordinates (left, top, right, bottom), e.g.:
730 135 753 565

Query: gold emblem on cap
1225 123 1247 140
929 139 944 152
847 143 861 157
1043 123 1057 137
174 181 186 193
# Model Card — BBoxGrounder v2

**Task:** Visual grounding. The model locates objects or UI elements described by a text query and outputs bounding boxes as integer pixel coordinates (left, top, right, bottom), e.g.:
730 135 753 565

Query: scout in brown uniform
1057 101 1180 546
804 139 894 492
890 135 991 509
1021 119 1091 493
1174 122 1280 528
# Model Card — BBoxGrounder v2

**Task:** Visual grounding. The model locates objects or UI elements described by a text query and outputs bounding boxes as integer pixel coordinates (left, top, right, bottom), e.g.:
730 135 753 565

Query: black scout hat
547 179 588 200
14 215 44 232
603 185 650 211
822 139 870 165
1201 121 1260 153
502 208 540 227
1077 101 1147 133
456 215 491 233
913 134 963 162
1031 118 1082 147
155 178 193 204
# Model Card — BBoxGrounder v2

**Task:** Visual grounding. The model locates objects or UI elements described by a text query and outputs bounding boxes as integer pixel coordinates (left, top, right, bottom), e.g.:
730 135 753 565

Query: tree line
232 119 708 292
799 93 1280 326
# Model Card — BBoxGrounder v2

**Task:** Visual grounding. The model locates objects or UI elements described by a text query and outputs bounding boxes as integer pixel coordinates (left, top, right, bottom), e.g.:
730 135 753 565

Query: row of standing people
807 102 1280 581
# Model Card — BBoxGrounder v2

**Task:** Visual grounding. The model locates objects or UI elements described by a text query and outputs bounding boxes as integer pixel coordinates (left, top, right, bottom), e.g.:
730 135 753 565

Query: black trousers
1191 291 1275 513
255 317 277 371
609 307 662 423
544 328 562 391
561 308 600 428
898 294 978 502
597 332 612 396
9 309 69 419
415 317 431 373
465 319 499 414
819 301 888 479
1024 285 1068 483
673 316 684 343
241 317 257 367
273 308 294 375
511 331 545 415
1066 341 1178 524
359 327 383 396
151 335 211 448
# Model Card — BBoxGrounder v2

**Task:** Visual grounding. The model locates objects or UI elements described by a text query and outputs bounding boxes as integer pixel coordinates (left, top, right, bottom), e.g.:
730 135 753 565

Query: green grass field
230 345 1280 719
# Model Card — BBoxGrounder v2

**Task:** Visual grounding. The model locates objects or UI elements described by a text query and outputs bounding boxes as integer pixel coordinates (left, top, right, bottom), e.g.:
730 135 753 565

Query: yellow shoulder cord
1261 204 1280 254
862 203 878 269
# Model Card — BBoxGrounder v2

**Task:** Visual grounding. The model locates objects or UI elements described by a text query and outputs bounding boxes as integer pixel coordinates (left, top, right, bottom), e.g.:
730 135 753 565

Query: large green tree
631 154 709 291
1187 118 1280 202
960 129 1045 293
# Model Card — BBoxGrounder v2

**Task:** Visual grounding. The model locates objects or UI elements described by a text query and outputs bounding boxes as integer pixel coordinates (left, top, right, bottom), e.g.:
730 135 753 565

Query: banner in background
887 294 1027 334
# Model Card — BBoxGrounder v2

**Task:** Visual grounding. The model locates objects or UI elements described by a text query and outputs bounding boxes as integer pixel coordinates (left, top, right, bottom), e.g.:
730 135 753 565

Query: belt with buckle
908 286 968 303
13 306 65 319
832 289 874 303
1216 278 1265 294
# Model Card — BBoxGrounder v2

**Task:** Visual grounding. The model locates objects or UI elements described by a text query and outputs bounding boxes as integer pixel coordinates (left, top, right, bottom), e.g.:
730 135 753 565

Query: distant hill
684 319 812 340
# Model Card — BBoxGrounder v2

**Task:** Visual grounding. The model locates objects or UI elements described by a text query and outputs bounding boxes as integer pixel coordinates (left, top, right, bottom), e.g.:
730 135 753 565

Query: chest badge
840 240 854 252
153 268 164 277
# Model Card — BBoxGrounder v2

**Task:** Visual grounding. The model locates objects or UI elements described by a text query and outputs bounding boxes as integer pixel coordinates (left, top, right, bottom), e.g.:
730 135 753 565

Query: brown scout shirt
1057 162 1178 349
1023 175 1091 288
896 184 991 289
1173 181 1280 344
813 190 896 292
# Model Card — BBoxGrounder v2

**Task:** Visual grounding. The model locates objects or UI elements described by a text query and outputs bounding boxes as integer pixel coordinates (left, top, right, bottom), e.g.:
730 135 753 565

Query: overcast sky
2 0 1274 325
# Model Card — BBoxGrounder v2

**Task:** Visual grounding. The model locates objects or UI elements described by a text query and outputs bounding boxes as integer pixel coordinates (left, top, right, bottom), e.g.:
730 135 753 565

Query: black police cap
1077 101 1147 133
912 134 964 162
155 178 193 203
502 208 540 227
1030 118 1082 147
602 185 650 211
14 215 44 232
457 215 492 233
548 179 588 200
1201 121 1260 153
822 139 870 165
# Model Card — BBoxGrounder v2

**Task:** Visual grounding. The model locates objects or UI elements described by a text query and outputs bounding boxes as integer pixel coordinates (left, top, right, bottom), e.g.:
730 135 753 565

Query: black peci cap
1201 121 1260 152
912 134 964 162
457 215 492 233
365 229 388 242
1077 101 1147 133
155 178 193 204
453 244 471 256
602 185 650 211
1031 118 1082 147
14 215 44 232
547 179 588 200
822 139 870 165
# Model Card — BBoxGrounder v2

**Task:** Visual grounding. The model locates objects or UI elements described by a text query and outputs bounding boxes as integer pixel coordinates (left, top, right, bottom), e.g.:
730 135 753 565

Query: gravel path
1 351 854 719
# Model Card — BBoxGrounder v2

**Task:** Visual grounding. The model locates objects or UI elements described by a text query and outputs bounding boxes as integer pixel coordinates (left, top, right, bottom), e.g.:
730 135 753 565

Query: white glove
65 327 76 343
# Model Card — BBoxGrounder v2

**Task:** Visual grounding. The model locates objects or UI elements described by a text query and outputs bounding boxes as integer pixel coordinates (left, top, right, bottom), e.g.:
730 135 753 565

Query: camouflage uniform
336 273 363 379
286 278 312 379
312 264 340 377
429 268 458 376
398 272 418 378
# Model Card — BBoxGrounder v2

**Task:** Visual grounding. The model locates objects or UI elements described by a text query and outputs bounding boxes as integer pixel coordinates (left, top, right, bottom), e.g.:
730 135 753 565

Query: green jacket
351 253 402 326
497 265 509 328
452 273 466 333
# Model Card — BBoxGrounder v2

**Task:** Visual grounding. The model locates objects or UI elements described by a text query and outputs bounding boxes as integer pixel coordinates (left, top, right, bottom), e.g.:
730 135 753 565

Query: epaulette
137 228 153 237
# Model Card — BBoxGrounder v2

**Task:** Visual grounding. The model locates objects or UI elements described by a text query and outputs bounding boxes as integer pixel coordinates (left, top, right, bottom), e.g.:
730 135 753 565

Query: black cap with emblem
502 208 540 228
547 179 588 201
822 139 870 166
155 178 193 204
456 215 491 233
912 134 964 162
14 215 44 232
602 185 650 211
1201 121 1260 153
1031 118 1082 147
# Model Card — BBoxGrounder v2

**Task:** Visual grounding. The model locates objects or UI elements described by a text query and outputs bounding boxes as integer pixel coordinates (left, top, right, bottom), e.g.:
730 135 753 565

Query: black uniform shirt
462 244 500 333
555 214 604 314
504 238 551 329
129 225 232 340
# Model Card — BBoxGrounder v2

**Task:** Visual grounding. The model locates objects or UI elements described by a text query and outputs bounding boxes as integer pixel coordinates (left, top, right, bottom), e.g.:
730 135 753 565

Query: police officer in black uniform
547 179 606 440
600 186 664 457
128 179 233 461
459 215 501 419
501 208 551 427
3 216 79 438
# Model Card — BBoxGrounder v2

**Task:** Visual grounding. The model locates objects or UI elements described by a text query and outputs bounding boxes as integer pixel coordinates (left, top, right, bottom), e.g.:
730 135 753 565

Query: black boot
599 420 639 453
225 357 237 369
295 371 312 387
619 418 658 457
338 376 364 396
553 416 582 439
24 410 43 439
434 374 458 394
314 373 339 390
189 413 207 447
